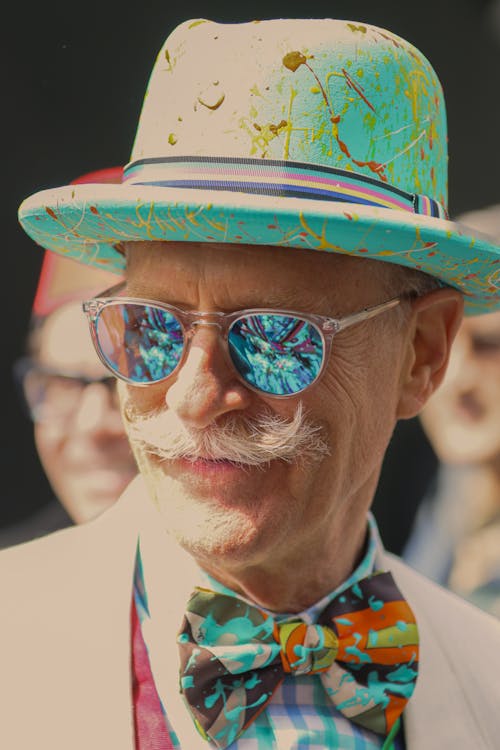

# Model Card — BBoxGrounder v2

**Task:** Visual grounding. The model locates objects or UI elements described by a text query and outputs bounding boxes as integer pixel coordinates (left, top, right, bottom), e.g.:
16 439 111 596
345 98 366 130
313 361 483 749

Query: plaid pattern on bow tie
177 571 419 749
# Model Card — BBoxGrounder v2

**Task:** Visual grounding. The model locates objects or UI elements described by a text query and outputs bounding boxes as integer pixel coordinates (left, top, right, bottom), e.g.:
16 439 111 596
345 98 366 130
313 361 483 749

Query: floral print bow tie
178 571 419 749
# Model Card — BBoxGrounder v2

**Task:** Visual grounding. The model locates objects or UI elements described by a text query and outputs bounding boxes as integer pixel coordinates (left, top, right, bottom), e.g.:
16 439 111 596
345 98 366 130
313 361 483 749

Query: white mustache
124 402 329 467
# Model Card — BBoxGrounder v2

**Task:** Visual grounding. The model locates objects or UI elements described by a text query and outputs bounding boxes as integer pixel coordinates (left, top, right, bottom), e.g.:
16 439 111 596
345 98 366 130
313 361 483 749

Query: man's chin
144 474 266 561
62 492 117 524
167 506 263 565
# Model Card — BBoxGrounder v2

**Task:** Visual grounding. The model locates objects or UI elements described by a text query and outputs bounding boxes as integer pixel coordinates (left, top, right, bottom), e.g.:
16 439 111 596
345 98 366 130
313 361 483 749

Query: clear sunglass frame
82 281 402 398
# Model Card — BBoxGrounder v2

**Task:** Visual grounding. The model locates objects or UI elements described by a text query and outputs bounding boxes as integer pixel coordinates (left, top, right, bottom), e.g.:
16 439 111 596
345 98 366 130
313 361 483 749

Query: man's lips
185 456 235 463
177 456 253 474
67 460 136 474
72 467 137 495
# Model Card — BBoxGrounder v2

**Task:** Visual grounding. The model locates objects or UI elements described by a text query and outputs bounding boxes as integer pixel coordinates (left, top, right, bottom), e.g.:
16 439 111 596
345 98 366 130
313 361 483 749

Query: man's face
420 310 500 467
34 302 137 523
119 241 410 570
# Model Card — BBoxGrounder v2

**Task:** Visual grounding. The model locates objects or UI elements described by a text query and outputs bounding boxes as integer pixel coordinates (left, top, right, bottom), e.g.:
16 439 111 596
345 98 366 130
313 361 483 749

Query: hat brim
19 183 500 314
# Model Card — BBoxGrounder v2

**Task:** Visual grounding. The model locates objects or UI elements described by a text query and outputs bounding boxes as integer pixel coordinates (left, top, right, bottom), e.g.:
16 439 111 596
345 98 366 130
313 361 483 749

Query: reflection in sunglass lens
228 314 324 395
96 303 184 383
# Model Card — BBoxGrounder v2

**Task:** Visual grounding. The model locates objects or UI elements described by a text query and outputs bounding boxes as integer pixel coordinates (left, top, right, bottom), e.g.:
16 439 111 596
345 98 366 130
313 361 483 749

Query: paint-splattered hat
18 18 500 313
31 167 124 319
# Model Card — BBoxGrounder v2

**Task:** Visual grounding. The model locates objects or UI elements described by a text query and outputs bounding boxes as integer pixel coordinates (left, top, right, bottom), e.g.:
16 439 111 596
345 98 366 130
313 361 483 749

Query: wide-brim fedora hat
18 17 500 314
31 167 124 319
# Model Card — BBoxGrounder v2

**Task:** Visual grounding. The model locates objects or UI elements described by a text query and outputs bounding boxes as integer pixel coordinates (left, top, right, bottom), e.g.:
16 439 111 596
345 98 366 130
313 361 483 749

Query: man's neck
196 513 369 613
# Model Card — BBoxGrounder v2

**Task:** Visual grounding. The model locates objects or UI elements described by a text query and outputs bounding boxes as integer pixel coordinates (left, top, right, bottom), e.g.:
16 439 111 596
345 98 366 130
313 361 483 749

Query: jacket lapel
1 477 147 749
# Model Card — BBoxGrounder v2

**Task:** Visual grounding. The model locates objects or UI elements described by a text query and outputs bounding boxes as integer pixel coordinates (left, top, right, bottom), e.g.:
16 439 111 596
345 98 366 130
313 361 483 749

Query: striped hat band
123 156 448 220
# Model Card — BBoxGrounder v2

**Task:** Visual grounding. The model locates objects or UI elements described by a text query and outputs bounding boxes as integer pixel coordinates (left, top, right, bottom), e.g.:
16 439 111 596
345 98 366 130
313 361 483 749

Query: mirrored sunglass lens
228 314 324 395
95 303 184 383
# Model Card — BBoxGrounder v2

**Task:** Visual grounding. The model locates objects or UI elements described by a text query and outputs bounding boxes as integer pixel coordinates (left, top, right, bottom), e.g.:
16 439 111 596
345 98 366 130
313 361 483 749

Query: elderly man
4 16 500 750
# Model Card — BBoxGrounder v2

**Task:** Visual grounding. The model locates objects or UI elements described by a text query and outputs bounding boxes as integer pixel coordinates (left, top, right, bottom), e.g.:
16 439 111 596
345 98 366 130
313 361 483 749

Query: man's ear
396 288 464 419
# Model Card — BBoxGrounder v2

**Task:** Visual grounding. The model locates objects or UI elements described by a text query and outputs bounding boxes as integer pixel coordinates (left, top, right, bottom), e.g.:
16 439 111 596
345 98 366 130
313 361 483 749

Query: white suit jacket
1 476 500 749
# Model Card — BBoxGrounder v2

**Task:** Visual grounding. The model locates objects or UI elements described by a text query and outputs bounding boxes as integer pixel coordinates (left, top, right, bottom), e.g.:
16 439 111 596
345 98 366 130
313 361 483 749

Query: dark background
3 0 500 548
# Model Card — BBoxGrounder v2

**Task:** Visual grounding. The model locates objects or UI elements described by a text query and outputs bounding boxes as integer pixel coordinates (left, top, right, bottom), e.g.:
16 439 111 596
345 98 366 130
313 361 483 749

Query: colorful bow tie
178 571 419 749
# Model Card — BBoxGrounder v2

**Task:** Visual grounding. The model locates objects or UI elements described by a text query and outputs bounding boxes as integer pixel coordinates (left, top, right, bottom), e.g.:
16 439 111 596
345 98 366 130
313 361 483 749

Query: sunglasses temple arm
96 279 128 297
334 297 401 332
82 280 128 318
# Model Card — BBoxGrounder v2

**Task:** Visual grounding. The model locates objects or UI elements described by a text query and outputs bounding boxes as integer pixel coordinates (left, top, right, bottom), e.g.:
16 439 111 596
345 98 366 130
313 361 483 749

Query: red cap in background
32 167 123 318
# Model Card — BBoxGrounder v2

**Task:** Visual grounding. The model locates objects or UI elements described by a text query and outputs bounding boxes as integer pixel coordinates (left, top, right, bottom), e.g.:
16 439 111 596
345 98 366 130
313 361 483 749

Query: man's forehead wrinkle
127 268 339 313
123 240 388 313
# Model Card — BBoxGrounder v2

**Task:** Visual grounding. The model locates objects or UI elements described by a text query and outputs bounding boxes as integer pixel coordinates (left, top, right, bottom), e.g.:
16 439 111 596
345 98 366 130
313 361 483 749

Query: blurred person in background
403 203 500 617
0 168 137 548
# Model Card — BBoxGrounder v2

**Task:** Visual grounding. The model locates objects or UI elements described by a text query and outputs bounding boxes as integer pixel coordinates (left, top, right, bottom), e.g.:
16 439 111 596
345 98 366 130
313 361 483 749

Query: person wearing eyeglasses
0 168 138 548
3 17 500 750
7 261 137 543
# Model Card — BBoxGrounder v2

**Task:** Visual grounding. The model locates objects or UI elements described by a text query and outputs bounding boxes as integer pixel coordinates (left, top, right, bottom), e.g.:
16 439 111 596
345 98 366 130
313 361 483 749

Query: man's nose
72 381 123 435
164 325 252 428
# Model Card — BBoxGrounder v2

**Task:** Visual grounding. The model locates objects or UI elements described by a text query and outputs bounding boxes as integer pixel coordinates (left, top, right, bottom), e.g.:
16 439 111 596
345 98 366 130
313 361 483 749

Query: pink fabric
132 600 176 750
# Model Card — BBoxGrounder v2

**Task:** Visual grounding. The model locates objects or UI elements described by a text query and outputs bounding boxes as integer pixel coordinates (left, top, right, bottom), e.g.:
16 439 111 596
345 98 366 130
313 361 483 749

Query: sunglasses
83 282 402 398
